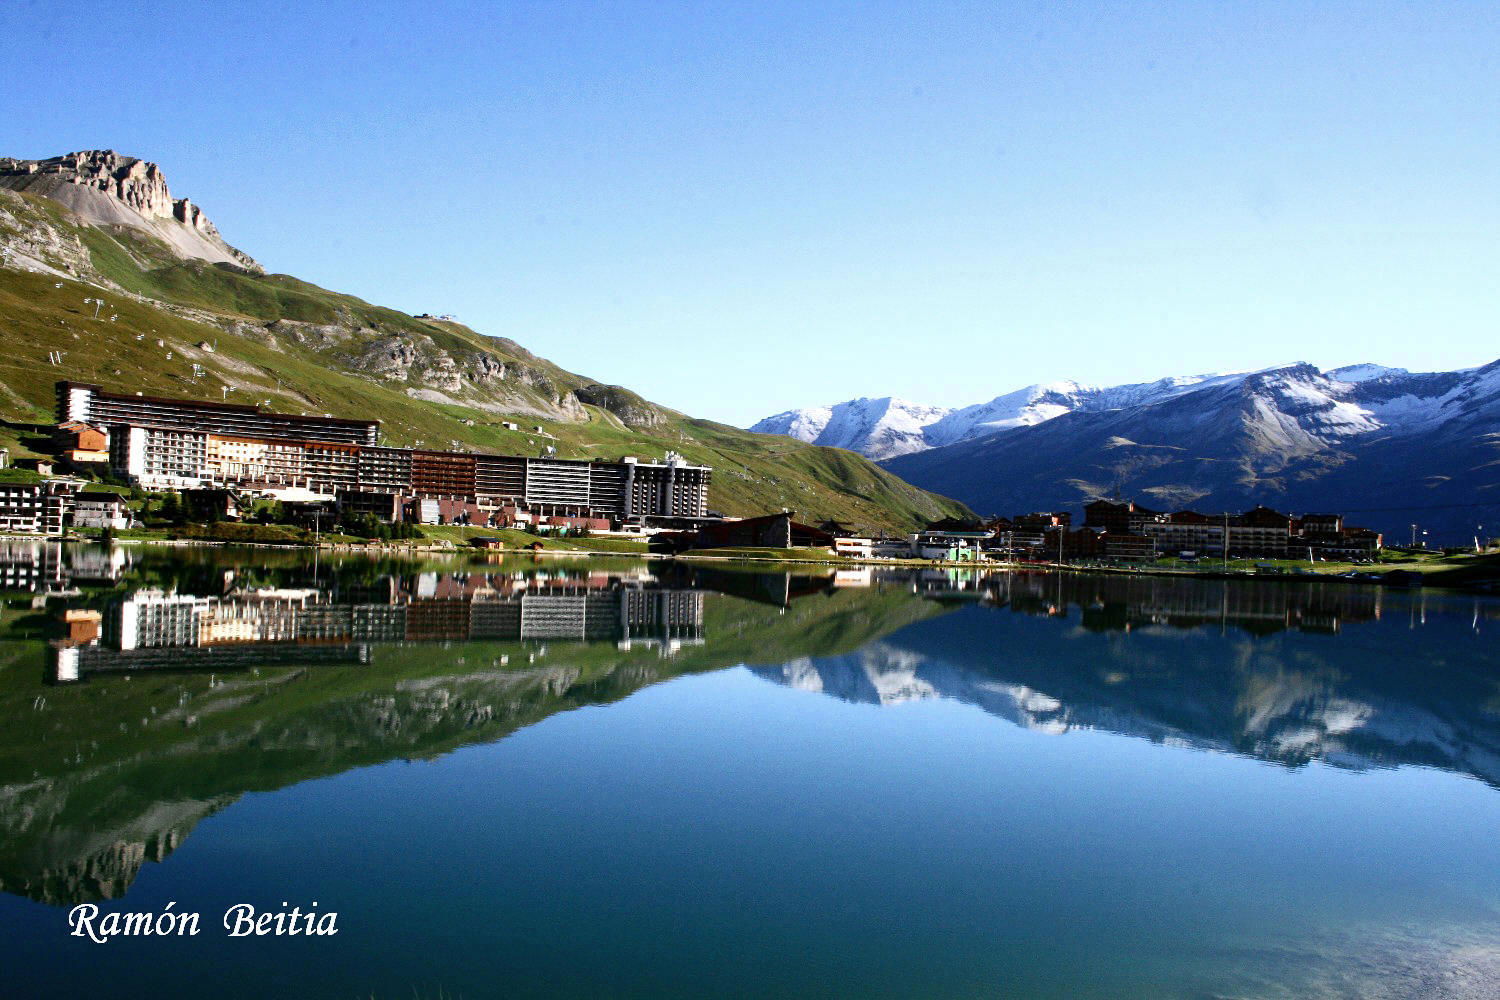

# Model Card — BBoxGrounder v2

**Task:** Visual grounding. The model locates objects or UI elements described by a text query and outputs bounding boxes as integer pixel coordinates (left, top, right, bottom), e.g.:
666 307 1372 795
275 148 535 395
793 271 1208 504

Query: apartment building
57 381 711 521
205 435 305 487
1229 506 1294 558
1083 499 1164 534
358 446 414 494
1107 500 1380 559
303 442 362 494
1103 533 1157 561
1143 510 1227 556
624 454 710 518
58 382 379 446
112 425 209 488
0 479 82 535
980 498 1384 564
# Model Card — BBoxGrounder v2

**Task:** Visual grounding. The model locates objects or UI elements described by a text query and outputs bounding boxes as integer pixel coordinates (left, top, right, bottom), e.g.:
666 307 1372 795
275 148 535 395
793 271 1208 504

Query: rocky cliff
0 150 261 272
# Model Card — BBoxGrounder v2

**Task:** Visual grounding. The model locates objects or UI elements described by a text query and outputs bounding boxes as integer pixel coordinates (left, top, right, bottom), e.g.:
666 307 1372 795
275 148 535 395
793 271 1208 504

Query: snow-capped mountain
749 397 952 460
880 359 1500 541
1329 363 1409 383
923 371 1257 452
750 370 1261 459
748 362 1495 465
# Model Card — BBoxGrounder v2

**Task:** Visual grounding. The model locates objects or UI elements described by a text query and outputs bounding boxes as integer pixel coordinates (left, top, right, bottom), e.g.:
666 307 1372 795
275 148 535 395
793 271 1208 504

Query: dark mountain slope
884 363 1500 541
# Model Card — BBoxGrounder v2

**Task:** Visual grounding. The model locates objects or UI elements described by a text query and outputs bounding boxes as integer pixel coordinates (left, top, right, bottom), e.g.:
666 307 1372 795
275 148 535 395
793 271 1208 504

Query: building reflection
54 569 707 681
854 565 1497 636
0 539 131 595
977 570 1389 634
43 558 1500 685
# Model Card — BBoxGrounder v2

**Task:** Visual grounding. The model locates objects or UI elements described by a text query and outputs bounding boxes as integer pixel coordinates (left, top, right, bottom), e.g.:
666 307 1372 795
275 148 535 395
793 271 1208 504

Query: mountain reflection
753 571 1500 790
1 545 1497 907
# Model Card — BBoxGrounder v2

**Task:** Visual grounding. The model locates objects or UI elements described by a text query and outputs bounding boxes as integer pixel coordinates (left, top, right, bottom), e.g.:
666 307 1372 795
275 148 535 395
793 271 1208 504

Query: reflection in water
3 550 924 905
2 548 1498 929
985 569 1389 633
759 571 1500 785
56 571 707 681
0 538 131 594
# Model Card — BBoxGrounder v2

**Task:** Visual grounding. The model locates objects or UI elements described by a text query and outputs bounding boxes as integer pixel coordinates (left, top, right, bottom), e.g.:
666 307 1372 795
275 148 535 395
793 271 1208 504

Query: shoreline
13 532 1494 593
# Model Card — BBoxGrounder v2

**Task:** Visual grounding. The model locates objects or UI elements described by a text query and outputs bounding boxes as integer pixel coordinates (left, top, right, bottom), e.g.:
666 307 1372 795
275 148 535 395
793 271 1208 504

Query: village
0 379 1420 581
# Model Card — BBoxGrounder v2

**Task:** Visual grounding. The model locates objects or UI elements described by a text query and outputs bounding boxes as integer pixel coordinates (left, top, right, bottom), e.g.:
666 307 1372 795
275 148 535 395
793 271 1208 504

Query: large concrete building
55 381 710 520
58 382 379 446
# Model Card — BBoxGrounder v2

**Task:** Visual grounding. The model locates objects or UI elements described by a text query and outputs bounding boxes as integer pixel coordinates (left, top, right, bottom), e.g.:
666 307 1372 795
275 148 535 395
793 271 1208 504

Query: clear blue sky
4 1 1498 425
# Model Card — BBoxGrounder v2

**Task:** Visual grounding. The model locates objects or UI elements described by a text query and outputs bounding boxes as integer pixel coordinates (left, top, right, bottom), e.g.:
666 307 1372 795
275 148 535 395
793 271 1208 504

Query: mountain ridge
880 360 1500 540
750 368 1277 459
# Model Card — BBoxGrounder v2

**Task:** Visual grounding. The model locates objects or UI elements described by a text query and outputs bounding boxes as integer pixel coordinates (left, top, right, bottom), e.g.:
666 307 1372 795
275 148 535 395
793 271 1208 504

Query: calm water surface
0 543 1497 998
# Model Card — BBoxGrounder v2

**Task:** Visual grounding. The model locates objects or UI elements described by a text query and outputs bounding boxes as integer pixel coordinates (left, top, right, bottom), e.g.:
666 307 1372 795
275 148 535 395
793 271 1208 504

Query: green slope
0 188 968 531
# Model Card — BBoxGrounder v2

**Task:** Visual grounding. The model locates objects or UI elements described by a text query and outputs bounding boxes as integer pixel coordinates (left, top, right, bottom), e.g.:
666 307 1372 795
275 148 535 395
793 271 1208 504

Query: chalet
56 421 109 464
182 488 241 522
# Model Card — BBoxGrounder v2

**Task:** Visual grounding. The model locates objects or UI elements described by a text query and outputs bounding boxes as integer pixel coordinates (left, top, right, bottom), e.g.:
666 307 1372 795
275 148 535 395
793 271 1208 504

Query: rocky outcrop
574 383 667 427
0 150 261 272
0 189 99 279
336 335 585 420
357 334 423 380
0 151 176 217
0 788 231 905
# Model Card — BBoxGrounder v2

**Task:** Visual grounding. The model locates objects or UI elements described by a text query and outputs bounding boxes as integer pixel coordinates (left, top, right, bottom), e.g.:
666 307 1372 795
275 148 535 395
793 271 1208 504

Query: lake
1 542 1497 998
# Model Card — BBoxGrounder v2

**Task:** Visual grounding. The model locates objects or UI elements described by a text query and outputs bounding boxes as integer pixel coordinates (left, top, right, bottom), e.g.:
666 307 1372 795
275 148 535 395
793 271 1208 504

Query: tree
159 493 184 526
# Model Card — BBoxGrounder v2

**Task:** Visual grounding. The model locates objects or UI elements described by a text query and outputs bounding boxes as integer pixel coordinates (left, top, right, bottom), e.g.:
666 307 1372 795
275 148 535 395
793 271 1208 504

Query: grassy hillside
0 189 968 530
